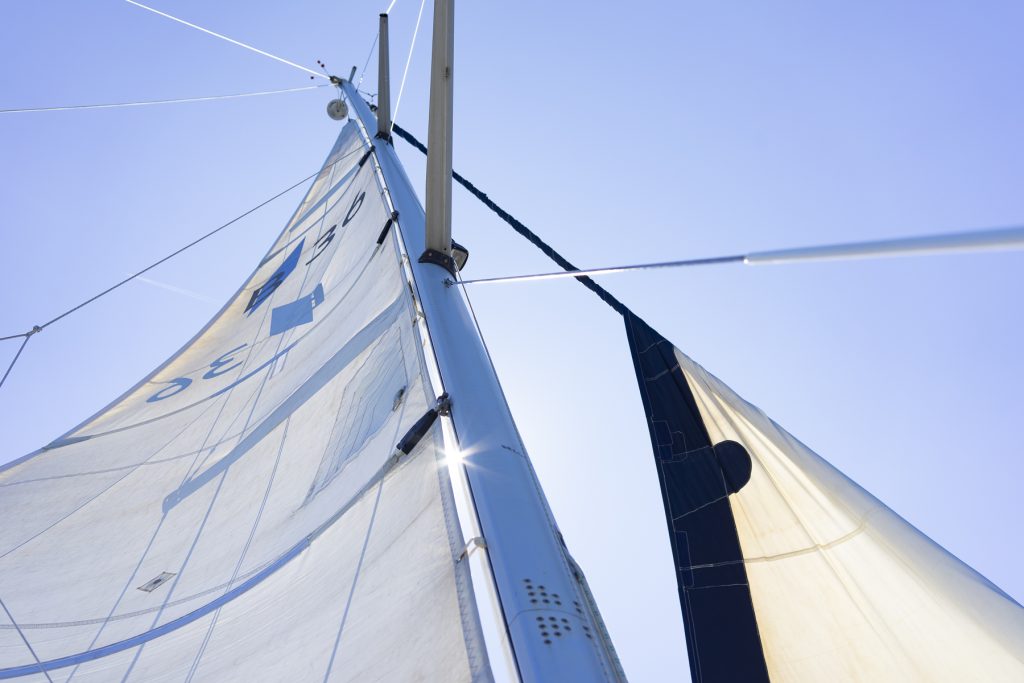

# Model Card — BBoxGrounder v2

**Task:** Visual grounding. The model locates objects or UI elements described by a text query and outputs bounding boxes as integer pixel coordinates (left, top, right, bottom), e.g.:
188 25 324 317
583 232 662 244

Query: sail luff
342 81 623 682
340 106 502 679
0 121 490 681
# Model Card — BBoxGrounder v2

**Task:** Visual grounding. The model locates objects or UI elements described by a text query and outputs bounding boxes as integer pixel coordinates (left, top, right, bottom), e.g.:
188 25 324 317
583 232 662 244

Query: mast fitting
458 536 487 562
418 248 458 275
395 393 452 455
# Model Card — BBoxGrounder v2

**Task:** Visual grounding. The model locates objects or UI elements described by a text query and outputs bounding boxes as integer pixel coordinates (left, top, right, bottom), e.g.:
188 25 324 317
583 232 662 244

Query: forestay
626 314 1024 682
0 122 489 682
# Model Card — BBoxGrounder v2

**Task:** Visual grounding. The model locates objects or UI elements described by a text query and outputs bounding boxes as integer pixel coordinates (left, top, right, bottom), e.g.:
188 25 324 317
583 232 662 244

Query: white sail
0 121 489 682
625 313 1024 680
677 343 1024 680
679 350 1024 679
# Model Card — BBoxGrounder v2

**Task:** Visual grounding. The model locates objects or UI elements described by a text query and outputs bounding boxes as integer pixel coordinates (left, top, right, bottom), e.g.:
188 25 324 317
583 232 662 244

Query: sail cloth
625 314 1024 682
0 122 489 682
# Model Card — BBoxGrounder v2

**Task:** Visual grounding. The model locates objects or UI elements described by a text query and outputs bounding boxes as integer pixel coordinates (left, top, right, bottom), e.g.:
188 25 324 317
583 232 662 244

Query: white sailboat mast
339 2 622 679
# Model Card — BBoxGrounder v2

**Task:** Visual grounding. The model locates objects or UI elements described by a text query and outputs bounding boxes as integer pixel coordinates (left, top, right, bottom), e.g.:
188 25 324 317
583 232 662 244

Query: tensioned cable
360 0 405 95
456 226 1024 286
460 256 743 286
390 123 1024 304
389 0 428 136
390 122 631 315
0 85 327 114
123 0 329 80
0 145 367 389
356 32 380 89
39 173 317 330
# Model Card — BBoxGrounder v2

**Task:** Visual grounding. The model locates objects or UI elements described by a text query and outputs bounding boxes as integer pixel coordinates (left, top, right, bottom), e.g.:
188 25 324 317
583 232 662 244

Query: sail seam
680 519 870 570
0 448 423 677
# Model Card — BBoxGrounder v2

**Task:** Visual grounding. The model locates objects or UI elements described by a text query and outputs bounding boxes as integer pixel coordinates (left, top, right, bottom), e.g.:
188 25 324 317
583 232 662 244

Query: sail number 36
146 344 247 403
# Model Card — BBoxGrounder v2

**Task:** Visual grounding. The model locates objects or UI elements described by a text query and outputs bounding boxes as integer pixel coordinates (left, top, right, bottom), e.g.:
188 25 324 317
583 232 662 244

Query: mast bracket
418 248 458 275
434 392 452 417
419 241 467 275
357 147 375 168
375 211 400 246
392 393 452 455
457 536 487 562
451 240 469 271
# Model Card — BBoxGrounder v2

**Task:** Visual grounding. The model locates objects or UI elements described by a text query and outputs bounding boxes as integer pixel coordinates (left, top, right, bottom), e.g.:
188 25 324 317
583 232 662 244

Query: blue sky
2 2 1022 680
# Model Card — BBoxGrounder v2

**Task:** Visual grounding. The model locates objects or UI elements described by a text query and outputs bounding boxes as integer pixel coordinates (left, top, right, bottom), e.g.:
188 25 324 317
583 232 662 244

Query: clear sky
2 2 1022 681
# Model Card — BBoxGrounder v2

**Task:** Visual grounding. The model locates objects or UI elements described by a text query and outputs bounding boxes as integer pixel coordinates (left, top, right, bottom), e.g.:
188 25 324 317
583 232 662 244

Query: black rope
390 122 634 318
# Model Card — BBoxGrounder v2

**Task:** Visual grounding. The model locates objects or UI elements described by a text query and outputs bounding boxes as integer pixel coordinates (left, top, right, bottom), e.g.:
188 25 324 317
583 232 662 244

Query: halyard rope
389 122 632 316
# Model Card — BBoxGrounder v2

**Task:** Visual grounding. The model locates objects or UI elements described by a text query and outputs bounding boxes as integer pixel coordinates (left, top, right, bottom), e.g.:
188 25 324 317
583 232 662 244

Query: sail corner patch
137 572 176 593
270 283 325 336
713 440 753 494
245 240 305 316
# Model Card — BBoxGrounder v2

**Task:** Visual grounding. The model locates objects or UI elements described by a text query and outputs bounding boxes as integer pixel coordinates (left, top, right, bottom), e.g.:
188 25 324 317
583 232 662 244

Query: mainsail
625 313 1024 681
0 122 490 681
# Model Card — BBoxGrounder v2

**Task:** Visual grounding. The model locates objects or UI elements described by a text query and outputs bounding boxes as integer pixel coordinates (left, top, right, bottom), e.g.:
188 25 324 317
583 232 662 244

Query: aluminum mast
339 1 623 677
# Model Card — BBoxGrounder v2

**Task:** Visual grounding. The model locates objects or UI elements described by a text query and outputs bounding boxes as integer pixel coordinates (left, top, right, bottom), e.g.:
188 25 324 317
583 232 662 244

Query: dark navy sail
624 313 769 683
624 312 1024 681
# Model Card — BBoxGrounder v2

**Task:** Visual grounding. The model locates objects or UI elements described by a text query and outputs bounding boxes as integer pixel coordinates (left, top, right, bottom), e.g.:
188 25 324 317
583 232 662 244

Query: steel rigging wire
123 0 329 80
388 124 1024 289
0 85 328 114
454 226 1024 286
390 0 429 137
356 32 380 90
0 146 369 389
